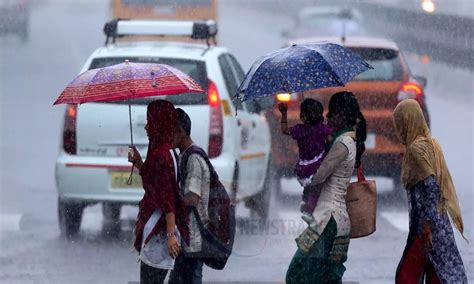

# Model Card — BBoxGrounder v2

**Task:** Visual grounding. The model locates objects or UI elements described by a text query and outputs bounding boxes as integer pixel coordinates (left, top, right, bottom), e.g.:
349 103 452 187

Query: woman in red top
129 100 189 284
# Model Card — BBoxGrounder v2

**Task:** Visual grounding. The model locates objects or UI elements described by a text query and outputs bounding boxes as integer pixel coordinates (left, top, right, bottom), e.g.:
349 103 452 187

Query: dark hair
328 91 367 168
300 98 324 126
176 108 191 136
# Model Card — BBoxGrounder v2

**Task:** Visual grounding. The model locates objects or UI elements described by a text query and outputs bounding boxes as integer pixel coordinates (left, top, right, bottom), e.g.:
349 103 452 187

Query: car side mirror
414 75 427 88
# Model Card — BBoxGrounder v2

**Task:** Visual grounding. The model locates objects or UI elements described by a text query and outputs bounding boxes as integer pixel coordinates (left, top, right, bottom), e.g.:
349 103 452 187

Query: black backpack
179 145 235 270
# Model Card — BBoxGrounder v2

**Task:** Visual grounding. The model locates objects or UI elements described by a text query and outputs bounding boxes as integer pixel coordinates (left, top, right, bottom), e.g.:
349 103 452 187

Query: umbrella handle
127 99 134 186
127 166 134 186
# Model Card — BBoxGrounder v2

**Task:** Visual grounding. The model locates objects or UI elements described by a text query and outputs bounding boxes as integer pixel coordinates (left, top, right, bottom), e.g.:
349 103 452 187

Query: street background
0 0 473 283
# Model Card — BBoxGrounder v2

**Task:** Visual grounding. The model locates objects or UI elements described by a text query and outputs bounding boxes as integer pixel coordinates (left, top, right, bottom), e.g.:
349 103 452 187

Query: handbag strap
357 166 366 183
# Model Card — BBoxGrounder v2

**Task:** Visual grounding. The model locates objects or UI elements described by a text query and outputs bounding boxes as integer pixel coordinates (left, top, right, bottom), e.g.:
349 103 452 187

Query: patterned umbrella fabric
54 61 204 105
235 42 373 102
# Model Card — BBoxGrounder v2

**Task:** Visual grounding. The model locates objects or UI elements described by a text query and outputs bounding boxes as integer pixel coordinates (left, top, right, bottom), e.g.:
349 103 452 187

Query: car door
227 54 271 195
217 54 255 198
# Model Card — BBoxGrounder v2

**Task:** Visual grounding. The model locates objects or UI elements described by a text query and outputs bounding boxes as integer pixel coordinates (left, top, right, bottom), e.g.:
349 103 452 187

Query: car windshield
89 57 208 105
350 48 404 81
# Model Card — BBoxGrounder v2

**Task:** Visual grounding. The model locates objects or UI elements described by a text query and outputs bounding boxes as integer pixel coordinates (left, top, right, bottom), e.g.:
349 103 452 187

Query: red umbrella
54 60 204 145
54 60 205 183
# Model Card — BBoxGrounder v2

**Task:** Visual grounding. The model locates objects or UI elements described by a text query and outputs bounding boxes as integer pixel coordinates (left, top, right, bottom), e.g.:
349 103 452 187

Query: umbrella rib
167 66 189 90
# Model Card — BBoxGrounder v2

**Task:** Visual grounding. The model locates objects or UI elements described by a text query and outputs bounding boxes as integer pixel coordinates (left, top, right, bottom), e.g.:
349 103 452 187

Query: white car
55 20 272 236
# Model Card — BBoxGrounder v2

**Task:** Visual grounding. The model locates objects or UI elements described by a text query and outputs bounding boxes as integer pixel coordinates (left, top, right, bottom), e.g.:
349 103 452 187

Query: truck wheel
245 160 272 220
102 203 121 236
58 198 84 237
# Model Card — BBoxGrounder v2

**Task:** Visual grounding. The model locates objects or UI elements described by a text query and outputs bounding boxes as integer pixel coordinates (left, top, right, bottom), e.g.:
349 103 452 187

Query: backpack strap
179 145 220 187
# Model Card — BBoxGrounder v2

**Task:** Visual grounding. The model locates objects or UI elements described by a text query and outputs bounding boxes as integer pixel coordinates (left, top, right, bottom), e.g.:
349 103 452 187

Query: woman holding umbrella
128 100 189 284
234 42 372 283
286 91 367 283
393 99 467 283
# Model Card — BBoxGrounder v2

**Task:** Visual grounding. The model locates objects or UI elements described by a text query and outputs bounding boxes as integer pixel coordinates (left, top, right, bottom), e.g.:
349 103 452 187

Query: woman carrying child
285 91 367 283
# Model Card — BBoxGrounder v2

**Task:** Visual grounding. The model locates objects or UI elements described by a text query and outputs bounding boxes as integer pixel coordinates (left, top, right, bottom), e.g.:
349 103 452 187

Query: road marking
0 213 22 233
381 212 409 232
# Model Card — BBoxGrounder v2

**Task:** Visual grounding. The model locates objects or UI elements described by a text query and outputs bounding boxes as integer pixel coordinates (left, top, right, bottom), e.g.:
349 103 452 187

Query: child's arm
278 103 290 135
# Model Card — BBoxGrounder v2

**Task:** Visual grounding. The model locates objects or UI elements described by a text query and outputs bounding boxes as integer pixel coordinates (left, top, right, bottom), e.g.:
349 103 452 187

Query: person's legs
326 236 349 284
301 186 318 224
300 186 310 211
305 185 321 212
140 261 168 284
168 254 187 284
189 258 203 284
286 217 338 283
169 254 203 284
425 261 442 284
286 249 330 284
325 261 345 284
396 235 428 284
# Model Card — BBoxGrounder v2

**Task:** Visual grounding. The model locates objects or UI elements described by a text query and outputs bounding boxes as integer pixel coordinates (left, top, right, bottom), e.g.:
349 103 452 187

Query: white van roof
90 41 227 61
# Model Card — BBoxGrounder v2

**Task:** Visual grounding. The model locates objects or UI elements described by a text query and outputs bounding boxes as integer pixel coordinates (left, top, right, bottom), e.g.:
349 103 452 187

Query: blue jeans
168 253 203 284
140 261 168 284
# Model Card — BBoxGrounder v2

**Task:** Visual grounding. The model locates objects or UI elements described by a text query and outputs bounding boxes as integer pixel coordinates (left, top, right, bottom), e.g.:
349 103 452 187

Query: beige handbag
346 167 377 239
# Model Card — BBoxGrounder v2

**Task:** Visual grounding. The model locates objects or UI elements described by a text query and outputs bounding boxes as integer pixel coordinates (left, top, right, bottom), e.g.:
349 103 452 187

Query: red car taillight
208 80 223 158
63 104 77 155
398 82 424 104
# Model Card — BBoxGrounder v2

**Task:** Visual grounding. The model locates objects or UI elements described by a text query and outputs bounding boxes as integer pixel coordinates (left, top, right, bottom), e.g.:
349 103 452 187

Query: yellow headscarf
393 99 465 239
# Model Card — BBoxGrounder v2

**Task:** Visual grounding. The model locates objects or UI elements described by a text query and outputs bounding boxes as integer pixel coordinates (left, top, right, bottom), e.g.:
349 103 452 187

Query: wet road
0 0 473 283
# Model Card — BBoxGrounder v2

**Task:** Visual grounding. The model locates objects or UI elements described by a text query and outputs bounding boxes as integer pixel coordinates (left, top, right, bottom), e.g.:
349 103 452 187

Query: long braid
355 111 367 168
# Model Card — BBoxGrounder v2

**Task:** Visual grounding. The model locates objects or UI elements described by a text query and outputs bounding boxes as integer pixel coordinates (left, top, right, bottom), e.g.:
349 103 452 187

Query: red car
266 37 429 196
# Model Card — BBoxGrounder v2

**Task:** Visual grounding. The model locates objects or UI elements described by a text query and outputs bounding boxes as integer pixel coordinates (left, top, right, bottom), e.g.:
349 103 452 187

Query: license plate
366 134 376 149
111 171 143 189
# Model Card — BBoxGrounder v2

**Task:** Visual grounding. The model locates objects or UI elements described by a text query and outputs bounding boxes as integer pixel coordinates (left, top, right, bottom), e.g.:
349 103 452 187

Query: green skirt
286 217 350 284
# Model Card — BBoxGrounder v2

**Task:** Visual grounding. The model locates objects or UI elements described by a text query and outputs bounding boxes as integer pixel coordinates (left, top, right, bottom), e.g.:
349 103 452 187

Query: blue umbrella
235 42 373 101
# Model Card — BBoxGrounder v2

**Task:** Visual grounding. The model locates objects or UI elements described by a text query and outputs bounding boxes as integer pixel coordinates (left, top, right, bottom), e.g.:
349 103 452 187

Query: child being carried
279 98 332 224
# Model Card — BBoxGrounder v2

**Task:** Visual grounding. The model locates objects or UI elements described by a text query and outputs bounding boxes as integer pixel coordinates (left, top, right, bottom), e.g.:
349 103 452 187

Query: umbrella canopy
54 61 204 105
235 42 373 101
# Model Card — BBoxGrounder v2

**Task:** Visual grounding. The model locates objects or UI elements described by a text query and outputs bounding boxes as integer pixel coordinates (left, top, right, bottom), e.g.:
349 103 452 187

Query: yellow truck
111 0 217 21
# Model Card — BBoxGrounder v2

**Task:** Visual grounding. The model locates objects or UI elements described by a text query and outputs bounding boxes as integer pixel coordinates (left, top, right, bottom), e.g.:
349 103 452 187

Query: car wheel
58 198 84 237
245 160 272 220
102 203 121 236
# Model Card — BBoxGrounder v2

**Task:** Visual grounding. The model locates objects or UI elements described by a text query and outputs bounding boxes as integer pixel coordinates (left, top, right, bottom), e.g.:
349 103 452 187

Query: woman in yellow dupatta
393 99 467 284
